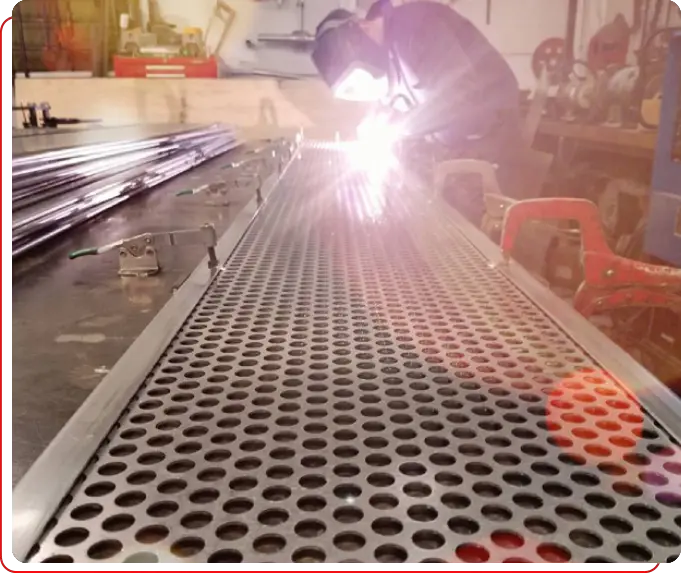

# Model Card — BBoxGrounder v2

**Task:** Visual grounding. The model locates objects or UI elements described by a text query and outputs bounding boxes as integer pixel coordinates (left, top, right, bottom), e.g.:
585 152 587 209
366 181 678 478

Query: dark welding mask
312 15 390 102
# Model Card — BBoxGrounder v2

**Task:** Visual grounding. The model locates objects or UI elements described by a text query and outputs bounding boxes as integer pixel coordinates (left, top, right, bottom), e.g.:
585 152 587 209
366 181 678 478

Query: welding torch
355 103 443 156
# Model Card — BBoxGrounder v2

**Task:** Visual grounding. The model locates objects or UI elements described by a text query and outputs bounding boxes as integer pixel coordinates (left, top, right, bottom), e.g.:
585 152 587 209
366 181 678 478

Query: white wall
454 0 570 89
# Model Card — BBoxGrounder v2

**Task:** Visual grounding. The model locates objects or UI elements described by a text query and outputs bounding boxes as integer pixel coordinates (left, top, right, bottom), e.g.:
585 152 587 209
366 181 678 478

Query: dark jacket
383 1 520 150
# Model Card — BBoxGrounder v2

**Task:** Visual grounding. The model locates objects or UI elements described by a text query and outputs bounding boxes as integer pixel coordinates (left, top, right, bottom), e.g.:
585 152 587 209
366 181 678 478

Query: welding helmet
312 10 390 102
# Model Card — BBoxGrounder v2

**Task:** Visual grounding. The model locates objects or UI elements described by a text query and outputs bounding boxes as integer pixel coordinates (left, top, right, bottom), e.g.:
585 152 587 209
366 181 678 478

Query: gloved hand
358 103 451 149
356 106 405 146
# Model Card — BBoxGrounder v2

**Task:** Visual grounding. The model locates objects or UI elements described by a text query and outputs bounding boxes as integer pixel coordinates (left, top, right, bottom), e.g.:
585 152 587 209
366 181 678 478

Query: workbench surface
537 119 676 158
12 145 255 485
12 124 202 157
15 142 681 564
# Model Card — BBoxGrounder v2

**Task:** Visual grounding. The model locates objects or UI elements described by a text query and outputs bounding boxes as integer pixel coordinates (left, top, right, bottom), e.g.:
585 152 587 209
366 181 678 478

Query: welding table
13 143 681 564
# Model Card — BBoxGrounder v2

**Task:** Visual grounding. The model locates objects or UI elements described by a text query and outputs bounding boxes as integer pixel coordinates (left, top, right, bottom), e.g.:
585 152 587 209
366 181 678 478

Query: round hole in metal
375 544 408 563
333 506 364 524
448 517 480 535
292 547 326 563
102 514 135 532
216 522 248 541
208 549 243 563
253 534 286 554
135 525 169 544
54 528 89 547
333 532 366 551
295 519 326 538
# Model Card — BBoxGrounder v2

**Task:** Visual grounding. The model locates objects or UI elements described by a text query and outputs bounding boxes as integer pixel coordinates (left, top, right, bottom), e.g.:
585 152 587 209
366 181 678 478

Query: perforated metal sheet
29 144 681 564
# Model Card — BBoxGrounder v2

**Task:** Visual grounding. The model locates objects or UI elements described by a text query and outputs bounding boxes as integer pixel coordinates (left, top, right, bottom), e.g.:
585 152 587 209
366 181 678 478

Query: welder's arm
399 80 482 140
393 20 483 140
357 103 405 142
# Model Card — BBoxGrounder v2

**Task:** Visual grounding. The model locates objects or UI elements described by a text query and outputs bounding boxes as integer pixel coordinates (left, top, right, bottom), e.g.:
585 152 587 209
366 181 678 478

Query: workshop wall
18 0 675 138
453 0 570 89
137 0 573 88
137 0 351 75
14 75 366 139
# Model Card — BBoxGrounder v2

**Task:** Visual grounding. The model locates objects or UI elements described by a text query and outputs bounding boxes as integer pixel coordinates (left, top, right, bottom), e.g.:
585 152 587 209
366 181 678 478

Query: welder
312 0 522 223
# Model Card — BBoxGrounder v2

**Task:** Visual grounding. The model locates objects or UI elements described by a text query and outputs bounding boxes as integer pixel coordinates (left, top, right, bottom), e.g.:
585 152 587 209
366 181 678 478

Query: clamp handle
68 247 100 259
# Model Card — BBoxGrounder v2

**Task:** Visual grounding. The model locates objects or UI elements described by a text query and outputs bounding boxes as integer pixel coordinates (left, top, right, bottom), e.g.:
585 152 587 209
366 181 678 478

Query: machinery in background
535 9 680 130
586 13 630 71
552 61 643 127
119 26 205 58
114 0 235 78
531 37 566 85
509 33 681 386
119 0 206 58
637 27 680 128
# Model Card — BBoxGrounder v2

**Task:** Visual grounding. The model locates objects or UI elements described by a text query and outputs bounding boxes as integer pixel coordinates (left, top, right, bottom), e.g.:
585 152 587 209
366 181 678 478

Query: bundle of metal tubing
12 125 238 258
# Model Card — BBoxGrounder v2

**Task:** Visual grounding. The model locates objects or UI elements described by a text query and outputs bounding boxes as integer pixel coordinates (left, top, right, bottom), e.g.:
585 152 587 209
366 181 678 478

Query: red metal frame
500 198 681 317
113 55 218 78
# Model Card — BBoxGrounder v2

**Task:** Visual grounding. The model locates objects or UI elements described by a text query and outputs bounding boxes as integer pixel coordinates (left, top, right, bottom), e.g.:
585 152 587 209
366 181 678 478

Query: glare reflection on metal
12 126 238 258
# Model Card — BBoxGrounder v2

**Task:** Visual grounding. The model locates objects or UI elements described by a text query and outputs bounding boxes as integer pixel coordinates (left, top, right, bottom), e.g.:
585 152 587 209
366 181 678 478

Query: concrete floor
12 147 258 485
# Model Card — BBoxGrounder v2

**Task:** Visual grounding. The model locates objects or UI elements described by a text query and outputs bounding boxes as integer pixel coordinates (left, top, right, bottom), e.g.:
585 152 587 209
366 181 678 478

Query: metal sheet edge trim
441 203 681 444
11 150 296 562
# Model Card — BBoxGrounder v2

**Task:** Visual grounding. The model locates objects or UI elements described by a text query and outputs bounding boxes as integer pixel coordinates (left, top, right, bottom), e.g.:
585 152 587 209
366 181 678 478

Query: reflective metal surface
12 126 239 258
16 144 681 564
12 124 205 158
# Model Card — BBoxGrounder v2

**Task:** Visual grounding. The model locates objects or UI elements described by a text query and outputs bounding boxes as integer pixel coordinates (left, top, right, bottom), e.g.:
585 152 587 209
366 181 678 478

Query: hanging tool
296 0 306 34
255 0 315 50
532 38 565 84
204 1 236 56
587 14 631 71
68 224 219 277
486 0 492 25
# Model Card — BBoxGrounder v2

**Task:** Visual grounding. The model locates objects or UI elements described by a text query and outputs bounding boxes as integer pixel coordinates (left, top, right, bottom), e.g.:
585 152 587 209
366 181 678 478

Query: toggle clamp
499 198 681 317
68 224 219 277
177 140 295 206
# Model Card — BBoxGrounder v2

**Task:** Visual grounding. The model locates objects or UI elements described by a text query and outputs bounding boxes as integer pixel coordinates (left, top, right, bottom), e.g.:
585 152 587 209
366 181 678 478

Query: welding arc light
347 112 402 184
332 66 390 102
357 112 403 147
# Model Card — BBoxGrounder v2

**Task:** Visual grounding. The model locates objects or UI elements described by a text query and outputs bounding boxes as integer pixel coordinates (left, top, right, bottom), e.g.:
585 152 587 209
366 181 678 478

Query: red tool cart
113 55 219 78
